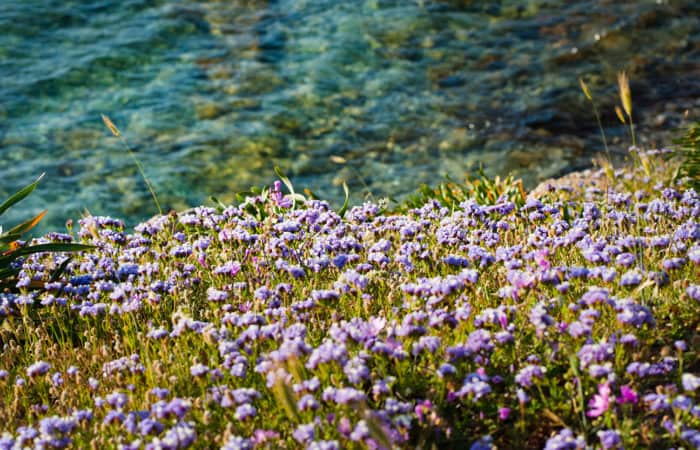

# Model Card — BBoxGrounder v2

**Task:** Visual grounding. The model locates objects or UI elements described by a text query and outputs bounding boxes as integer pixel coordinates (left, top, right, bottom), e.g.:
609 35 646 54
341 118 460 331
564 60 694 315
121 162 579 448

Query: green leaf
209 196 227 213
303 188 321 201
0 233 22 246
274 166 295 196
338 181 350 217
7 210 46 237
0 267 18 280
0 243 94 267
0 173 45 217
49 257 73 283
274 166 303 209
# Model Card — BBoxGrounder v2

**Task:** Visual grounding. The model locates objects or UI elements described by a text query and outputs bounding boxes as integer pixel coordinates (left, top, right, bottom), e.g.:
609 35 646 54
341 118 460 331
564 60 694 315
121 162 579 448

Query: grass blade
274 166 295 197
0 233 22 246
0 173 45 217
337 181 350 217
7 210 47 236
48 257 73 283
0 243 94 266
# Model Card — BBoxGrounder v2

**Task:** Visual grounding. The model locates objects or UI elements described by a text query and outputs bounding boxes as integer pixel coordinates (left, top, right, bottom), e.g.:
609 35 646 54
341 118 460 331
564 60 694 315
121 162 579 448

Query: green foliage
273 166 308 210
398 169 527 212
674 122 700 191
0 174 93 292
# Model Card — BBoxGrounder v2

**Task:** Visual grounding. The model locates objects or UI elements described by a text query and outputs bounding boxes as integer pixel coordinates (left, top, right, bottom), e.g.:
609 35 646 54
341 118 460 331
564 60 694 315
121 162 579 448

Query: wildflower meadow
0 149 698 449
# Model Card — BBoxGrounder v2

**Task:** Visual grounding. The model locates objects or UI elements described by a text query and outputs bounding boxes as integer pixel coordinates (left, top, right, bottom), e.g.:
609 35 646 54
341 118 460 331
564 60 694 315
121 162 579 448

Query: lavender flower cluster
0 157 698 449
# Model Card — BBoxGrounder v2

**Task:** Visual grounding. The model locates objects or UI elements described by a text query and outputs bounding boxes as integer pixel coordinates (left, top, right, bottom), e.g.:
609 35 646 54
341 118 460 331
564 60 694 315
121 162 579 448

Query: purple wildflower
507 269 536 289
643 393 670 412
456 373 492 401
516 388 529 404
682 373 700 392
252 429 280 447
618 385 638 405
307 441 340 450
190 364 209 378
662 257 686 270
50 372 63 386
619 269 642 287
437 363 457 378
615 252 635 267
577 342 614 369
138 418 164 436
234 404 257 420
298 394 319 411
515 365 546 388
588 363 613 378
543 428 586 450
26 361 51 377
221 436 254 450
470 435 493 450
349 420 369 442
206 287 229 302
619 334 638 346
293 423 315 444
106 391 128 409
597 430 622 449
213 261 241 277
150 387 170 399
414 399 432 423
687 284 700 301
103 410 125 425
615 299 655 328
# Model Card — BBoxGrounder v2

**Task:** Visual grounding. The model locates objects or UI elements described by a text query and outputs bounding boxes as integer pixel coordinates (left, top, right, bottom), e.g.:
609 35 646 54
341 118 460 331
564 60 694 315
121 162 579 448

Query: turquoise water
1 0 698 232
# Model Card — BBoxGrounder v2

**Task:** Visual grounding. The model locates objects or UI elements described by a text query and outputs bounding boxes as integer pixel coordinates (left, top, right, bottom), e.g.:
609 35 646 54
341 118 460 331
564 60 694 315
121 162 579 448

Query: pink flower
535 249 551 270
587 382 614 418
618 384 638 404
507 270 536 289
253 429 280 445
498 407 511 420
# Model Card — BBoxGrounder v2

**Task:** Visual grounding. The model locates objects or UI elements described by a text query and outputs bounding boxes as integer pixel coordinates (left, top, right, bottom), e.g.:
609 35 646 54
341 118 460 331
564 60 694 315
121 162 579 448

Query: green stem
569 355 588 430
592 103 611 161
118 135 163 215
629 121 636 149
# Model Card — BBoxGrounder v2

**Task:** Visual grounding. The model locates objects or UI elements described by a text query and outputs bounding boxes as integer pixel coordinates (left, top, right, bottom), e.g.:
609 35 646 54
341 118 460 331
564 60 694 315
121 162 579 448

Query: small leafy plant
399 168 527 212
0 174 93 292
214 166 350 220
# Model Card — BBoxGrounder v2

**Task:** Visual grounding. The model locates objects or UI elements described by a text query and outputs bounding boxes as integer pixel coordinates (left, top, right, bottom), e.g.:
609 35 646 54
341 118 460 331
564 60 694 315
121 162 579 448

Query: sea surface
1 0 699 232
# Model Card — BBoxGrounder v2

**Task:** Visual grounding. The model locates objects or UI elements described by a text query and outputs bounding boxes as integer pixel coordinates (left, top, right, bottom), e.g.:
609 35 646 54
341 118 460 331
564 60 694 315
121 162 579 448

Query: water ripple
0 0 698 231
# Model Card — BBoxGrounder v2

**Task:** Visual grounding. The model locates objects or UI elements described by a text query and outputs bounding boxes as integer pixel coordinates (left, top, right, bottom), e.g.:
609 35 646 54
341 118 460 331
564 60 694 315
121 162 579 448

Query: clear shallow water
1 0 699 232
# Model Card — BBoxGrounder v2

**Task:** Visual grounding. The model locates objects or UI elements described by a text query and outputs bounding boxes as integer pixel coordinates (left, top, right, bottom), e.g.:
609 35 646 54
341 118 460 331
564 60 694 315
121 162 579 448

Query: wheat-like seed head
101 114 121 137
615 105 627 124
579 78 593 101
617 71 632 118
